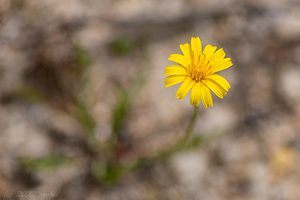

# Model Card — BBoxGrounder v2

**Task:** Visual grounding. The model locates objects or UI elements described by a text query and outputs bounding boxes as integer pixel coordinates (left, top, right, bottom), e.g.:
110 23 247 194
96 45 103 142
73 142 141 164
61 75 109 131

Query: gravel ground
1 0 300 199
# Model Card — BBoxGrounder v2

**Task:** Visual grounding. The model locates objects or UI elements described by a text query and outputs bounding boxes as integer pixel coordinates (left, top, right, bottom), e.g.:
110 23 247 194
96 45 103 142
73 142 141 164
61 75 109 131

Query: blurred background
1 0 300 199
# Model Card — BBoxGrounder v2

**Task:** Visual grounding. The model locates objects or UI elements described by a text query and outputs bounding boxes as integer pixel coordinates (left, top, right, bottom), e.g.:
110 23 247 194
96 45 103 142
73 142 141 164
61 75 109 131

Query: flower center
188 54 211 82
189 68 205 82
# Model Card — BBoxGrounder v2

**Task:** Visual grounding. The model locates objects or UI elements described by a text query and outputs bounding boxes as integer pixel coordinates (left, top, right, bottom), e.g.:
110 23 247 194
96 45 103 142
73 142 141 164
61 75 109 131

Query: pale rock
110 0 186 21
280 67 300 102
0 106 51 158
170 151 206 189
274 8 300 39
195 105 238 135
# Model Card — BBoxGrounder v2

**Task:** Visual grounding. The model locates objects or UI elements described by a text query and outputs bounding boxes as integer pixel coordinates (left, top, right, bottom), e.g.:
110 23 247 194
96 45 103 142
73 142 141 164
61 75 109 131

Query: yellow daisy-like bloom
164 36 233 108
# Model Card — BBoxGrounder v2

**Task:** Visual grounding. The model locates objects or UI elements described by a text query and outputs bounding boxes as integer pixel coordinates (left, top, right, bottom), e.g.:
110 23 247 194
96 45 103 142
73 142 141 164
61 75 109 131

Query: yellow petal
168 54 190 68
176 78 195 99
164 75 186 88
180 43 191 59
209 48 226 66
191 37 202 64
210 58 233 73
199 54 210 71
164 65 187 76
190 82 201 106
203 44 217 60
199 84 213 108
206 74 230 92
202 79 227 99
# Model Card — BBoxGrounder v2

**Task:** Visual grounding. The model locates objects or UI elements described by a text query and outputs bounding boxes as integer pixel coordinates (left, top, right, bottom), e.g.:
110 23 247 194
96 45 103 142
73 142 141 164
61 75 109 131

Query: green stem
182 106 199 145
111 106 201 176
169 106 200 151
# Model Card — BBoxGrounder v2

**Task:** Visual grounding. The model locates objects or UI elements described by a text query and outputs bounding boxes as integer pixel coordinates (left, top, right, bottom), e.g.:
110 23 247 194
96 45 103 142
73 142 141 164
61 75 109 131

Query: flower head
164 36 233 108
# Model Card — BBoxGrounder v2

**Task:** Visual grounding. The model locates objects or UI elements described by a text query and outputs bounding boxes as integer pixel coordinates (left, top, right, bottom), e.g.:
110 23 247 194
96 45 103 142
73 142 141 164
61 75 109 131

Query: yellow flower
164 36 233 108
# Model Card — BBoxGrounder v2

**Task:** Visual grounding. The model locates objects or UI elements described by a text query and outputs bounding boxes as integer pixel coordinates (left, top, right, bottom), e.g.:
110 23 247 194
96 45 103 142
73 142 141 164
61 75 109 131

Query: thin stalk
165 106 200 152
182 106 199 145
126 106 201 171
